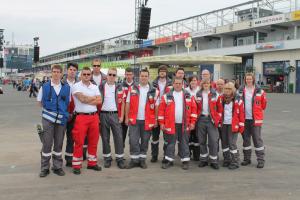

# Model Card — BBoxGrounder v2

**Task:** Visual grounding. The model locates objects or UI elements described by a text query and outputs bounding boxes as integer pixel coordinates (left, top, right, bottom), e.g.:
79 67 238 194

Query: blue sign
140 40 154 48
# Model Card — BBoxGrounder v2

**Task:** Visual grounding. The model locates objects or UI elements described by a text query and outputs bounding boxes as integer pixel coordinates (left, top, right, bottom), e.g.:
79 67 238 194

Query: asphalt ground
0 85 299 200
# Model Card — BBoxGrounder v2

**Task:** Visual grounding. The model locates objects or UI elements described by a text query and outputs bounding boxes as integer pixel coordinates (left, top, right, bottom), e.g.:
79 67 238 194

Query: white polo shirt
245 87 254 119
72 81 100 113
92 74 102 86
101 83 117 111
67 79 76 88
37 80 62 102
202 90 210 115
155 79 167 106
126 84 149 120
223 102 233 124
158 79 166 98
173 90 183 123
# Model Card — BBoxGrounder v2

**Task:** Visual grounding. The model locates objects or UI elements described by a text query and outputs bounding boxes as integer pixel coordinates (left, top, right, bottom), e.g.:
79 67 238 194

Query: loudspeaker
137 7 151 39
34 46 40 63
0 58 3 68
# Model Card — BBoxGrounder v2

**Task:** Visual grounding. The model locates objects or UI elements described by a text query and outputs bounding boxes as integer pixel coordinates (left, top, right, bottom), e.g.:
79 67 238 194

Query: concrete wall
222 35 234 47
213 64 221 81
219 64 235 80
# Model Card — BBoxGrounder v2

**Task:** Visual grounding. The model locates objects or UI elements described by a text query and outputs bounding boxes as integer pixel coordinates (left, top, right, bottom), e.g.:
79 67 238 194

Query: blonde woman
219 82 245 170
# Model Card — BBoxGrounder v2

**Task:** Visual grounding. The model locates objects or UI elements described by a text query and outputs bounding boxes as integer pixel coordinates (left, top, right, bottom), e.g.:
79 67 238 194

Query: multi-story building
34 0 300 93
4 44 34 71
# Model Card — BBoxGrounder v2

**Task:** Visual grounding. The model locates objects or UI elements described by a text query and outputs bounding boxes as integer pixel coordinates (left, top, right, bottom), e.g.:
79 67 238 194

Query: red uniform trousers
72 114 99 169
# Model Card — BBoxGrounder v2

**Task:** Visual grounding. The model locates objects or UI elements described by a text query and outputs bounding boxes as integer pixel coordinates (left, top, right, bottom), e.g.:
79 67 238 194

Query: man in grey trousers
99 68 125 169
37 64 70 177
125 69 158 169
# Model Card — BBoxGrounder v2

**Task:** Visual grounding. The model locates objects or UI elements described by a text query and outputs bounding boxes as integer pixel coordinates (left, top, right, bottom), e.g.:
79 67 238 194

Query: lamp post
0 29 4 78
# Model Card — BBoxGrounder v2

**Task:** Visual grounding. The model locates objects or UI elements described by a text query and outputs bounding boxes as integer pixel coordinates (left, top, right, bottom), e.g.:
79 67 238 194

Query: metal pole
10 55 13 81
134 0 146 78
0 29 4 79
33 37 39 76
134 0 140 75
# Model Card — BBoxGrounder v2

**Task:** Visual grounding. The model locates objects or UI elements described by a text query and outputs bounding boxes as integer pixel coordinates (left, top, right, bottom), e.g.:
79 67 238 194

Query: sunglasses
108 73 116 77
82 73 91 76
93 65 101 67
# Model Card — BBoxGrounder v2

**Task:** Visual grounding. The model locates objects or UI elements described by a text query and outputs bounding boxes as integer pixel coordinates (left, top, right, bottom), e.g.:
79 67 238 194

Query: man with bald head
216 79 225 99
201 69 210 80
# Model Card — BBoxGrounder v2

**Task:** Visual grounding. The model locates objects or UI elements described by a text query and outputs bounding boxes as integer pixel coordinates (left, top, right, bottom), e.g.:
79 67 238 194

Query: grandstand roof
137 54 242 65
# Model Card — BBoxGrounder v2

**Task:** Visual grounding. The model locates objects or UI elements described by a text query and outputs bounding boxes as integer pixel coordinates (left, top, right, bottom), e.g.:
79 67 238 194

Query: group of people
37 58 267 178
13 77 44 98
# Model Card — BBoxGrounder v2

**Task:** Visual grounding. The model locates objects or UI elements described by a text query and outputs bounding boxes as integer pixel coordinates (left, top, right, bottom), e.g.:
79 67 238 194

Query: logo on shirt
150 104 155 109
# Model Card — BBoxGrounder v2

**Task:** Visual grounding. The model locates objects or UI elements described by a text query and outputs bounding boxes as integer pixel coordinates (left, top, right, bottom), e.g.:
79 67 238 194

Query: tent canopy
137 54 242 66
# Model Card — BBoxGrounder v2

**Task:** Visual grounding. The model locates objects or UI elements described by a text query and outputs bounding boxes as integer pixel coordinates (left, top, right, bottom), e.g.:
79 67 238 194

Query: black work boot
117 160 126 169
242 149 251 165
52 168 65 176
210 163 219 170
87 165 102 171
140 160 147 169
127 160 140 169
198 161 208 168
161 161 174 169
39 169 50 178
241 160 251 166
73 168 81 175
104 160 112 168
222 161 230 167
228 163 239 170
257 161 265 169
182 161 189 170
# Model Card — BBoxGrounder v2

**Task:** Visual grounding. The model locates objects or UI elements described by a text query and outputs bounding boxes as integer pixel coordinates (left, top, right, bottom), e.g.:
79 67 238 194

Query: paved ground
0 85 299 200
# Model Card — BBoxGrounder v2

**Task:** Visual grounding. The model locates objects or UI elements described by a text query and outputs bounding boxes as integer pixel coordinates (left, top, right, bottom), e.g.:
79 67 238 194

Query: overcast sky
0 0 247 56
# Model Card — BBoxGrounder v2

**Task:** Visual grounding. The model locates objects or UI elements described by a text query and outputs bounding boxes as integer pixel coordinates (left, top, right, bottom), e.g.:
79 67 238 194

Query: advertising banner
252 14 286 27
154 36 173 45
256 42 284 50
140 40 154 48
291 10 300 21
172 32 190 41
191 28 216 38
